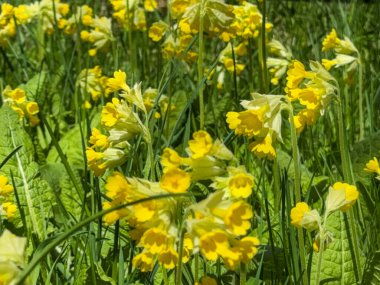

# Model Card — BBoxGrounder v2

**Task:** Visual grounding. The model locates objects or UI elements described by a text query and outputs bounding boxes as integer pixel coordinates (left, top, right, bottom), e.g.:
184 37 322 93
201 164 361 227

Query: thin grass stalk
258 0 268 94
288 106 308 285
15 193 190 284
198 0 205 130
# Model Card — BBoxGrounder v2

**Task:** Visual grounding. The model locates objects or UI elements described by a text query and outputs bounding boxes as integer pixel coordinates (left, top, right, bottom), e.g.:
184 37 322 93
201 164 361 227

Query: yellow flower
133 251 154 272
235 236 260 263
106 70 129 93
199 230 229 261
224 201 252 236
322 29 340 52
226 108 265 137
101 100 119 127
249 134 276 160
89 128 109 149
160 167 191 193
286 60 314 89
148 21 167 42
228 172 254 198
189 131 213 159
26 101 39 116
326 182 359 212
0 176 13 196
140 228 168 254
158 247 178 269
199 276 218 285
161 148 183 170
364 157 380 175
2 202 17 219
322 58 338 71
290 202 310 227
290 202 321 231
144 0 158 12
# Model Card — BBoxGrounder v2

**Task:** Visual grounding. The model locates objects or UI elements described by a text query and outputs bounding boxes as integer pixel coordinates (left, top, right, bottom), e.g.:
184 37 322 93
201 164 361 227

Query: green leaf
46 125 85 170
0 106 55 241
361 251 380 285
310 211 363 284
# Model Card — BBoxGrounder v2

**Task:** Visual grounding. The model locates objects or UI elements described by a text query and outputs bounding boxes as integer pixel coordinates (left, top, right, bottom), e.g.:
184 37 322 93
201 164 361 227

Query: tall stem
358 57 364 141
336 98 362 279
288 105 308 285
198 1 205 130
240 263 246 285
258 0 268 94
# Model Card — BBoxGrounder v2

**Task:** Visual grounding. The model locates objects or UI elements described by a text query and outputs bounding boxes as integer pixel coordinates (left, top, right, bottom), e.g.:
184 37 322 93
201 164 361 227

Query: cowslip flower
325 182 359 213
211 166 254 199
364 157 380 176
290 202 321 231
0 230 27 284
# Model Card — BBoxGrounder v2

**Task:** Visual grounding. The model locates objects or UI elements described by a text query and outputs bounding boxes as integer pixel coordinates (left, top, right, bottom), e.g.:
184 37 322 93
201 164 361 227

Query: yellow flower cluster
0 3 16 47
285 60 336 133
101 130 258 272
76 66 109 108
220 2 272 42
14 0 69 34
291 181 359 251
109 0 152 32
0 175 17 219
162 130 234 181
187 190 259 269
321 28 358 72
2 86 40 126
219 42 247 75
60 5 93 35
102 170 191 271
227 93 284 159
86 70 150 176
80 15 114 56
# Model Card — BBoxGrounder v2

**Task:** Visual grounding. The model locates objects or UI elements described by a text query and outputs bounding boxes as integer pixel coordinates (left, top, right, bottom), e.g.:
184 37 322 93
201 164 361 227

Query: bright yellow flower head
2 202 17 219
249 134 276 160
199 230 229 261
364 157 380 175
106 70 129 94
148 21 167 42
330 182 359 212
224 201 252 236
144 0 158 12
235 236 260 263
290 202 310 227
101 100 120 127
133 251 154 272
189 131 213 159
160 167 191 193
322 29 341 52
158 247 178 269
286 60 314 89
228 172 254 198
161 148 183 170
322 58 338 71
140 228 168 254
226 108 265 137
0 175 13 196
89 128 109 149
26 101 39 116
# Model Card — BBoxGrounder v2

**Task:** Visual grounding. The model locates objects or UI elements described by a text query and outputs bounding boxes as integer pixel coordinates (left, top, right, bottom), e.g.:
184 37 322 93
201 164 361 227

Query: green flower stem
315 214 328 284
198 0 205 130
194 253 200 283
15 193 190 285
288 105 308 285
336 98 362 280
358 57 364 141
175 206 189 285
258 0 269 94
240 263 246 285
